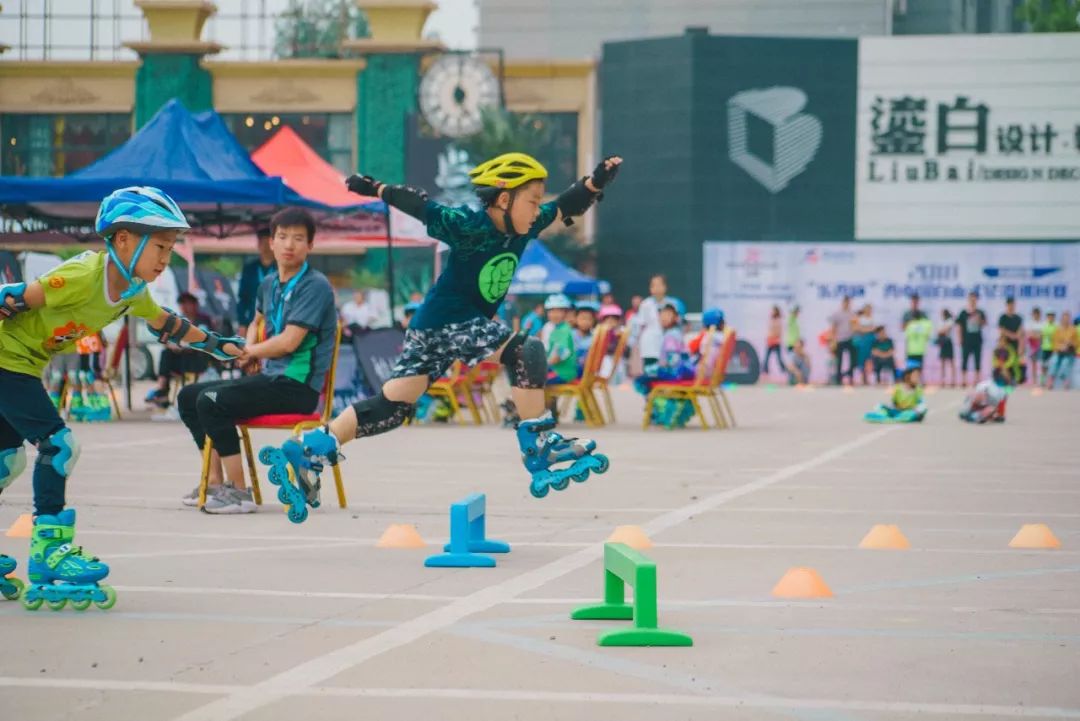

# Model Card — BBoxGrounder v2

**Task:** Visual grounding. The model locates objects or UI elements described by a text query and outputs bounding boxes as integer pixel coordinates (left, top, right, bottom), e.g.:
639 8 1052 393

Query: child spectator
1040 311 1058 382
785 305 801 351
991 336 1018 387
573 300 599 372
520 301 545 337
543 294 576 384
1026 307 1042 385
936 309 957 387
1045 310 1077 390
786 338 811 386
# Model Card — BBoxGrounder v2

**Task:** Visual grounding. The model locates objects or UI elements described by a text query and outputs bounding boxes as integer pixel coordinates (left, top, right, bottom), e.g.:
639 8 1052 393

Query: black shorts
391 317 513 381
939 338 955 361
961 341 983 371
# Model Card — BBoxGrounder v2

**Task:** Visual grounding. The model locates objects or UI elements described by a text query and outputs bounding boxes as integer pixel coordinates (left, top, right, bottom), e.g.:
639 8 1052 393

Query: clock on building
418 53 501 138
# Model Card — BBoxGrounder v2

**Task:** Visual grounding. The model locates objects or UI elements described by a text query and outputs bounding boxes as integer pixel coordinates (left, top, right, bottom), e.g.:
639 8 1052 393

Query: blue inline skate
0 554 24 600
516 412 609 498
259 425 339 524
23 509 116 611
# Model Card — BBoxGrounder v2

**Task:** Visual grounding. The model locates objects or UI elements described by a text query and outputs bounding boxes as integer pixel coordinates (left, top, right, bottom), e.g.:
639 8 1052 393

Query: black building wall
597 30 858 309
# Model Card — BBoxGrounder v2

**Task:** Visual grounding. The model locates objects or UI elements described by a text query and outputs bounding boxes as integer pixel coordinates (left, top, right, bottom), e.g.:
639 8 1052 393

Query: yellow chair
428 360 484 425
197 321 346 510
467 361 502 423
547 327 609 426
642 329 737 430
591 326 629 425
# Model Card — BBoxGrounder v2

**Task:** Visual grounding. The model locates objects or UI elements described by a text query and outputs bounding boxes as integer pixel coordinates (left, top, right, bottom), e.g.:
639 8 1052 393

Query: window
1 114 131 176
222 112 353 174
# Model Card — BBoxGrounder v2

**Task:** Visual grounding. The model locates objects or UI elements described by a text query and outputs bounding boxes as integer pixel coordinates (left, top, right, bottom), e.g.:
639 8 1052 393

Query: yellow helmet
468 152 548 190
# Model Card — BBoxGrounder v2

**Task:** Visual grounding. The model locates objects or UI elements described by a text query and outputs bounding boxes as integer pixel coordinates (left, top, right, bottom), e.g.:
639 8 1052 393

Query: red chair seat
653 380 699 388
241 412 321 428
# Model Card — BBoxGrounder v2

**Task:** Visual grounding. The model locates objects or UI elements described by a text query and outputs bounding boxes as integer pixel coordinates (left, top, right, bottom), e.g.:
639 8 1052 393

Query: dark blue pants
0 368 68 516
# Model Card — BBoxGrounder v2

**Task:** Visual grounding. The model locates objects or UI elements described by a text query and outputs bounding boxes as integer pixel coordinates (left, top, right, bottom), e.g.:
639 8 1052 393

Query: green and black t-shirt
410 200 558 330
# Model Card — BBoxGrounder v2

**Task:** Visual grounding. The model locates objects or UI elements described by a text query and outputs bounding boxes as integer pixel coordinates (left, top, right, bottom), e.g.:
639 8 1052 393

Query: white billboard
703 241 1080 384
856 35 1080 241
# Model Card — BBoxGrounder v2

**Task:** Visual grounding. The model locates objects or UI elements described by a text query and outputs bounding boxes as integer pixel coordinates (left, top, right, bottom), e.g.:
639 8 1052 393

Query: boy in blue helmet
0 186 245 609
259 153 622 517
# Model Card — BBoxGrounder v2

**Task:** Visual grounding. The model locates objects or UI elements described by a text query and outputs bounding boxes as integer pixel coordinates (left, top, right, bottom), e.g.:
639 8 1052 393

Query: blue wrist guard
190 329 245 361
0 282 29 319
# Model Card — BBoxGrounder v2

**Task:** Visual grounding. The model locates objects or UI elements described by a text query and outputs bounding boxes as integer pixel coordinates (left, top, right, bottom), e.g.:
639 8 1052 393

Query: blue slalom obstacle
424 493 510 568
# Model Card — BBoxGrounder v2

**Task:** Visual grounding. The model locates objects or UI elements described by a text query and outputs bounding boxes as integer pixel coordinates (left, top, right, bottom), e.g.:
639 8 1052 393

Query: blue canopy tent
509 239 610 296
0 100 379 236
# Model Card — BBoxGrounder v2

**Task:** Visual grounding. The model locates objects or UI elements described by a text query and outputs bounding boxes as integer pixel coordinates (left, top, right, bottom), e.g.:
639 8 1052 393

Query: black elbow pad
381 184 429 221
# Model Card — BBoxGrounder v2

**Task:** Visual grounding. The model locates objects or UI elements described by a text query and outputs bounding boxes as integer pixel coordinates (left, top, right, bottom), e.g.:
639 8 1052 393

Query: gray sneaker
181 484 221 508
202 485 257 515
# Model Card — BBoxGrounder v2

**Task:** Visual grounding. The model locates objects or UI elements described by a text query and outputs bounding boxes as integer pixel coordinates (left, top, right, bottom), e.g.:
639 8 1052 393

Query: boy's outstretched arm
554 155 623 226
0 280 45 317
346 174 429 221
146 309 245 361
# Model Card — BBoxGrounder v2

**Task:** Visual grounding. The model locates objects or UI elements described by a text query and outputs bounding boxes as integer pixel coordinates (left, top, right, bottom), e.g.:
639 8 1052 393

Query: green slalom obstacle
571 542 693 647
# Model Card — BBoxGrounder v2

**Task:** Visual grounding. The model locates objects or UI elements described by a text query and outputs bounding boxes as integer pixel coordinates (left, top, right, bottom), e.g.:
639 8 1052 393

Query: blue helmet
575 300 601 313
702 307 724 328
544 293 573 310
96 186 189 238
95 186 189 300
663 296 686 317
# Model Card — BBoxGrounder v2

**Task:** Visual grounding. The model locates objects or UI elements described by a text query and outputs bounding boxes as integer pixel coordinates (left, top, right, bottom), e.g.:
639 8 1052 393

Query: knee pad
36 427 80 479
0 446 27 490
502 334 547 389
351 392 414 438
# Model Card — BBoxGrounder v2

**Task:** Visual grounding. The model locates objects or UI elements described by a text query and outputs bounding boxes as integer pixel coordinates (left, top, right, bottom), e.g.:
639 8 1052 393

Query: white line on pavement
169 425 901 721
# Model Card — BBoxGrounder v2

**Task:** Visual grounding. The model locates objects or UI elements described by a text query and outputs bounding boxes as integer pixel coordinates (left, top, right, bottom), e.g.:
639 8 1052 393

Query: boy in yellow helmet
260 153 622 520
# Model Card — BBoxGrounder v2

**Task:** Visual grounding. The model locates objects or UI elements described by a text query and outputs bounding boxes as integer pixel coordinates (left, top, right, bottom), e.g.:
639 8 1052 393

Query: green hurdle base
570 543 693 647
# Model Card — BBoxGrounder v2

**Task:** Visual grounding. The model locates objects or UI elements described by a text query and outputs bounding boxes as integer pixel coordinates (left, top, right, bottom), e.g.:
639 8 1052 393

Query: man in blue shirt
260 153 623 522
235 226 275 336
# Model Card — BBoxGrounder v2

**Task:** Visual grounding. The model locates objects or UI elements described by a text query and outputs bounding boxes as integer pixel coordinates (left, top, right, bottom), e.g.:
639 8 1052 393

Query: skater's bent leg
497 333 548 418
331 375 428 442
0 370 73 516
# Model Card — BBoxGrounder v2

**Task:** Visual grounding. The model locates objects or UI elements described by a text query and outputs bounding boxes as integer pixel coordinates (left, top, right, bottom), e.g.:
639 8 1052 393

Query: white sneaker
181 484 221 507
202 485 256 514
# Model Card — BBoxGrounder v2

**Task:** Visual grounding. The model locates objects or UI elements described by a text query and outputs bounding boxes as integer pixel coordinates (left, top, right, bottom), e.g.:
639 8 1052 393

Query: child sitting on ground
864 365 927 423
959 378 1008 423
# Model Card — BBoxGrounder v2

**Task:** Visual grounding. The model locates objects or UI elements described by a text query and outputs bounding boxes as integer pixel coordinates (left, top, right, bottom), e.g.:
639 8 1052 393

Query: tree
274 0 369 59
1016 0 1080 32
455 106 554 163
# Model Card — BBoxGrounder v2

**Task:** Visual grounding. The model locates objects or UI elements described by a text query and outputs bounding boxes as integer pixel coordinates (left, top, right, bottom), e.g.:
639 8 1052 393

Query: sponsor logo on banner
865 94 1080 186
856 36 1080 240
728 87 823 193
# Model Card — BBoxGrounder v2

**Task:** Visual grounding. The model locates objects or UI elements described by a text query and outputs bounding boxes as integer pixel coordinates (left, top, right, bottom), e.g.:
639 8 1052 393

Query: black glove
346 174 383 197
590 156 621 189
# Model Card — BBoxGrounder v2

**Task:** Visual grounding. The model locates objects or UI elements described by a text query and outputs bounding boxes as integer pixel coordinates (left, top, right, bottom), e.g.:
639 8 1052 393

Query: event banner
856 35 1080 240
703 241 1080 383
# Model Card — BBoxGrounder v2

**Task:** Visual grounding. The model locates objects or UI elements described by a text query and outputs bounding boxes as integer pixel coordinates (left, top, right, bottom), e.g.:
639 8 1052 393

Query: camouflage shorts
391 317 513 381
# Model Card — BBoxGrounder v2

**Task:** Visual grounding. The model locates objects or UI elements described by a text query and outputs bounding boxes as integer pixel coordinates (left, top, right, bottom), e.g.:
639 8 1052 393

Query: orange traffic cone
376 524 426 549
607 525 652 550
859 524 911 550
1009 524 1060 549
4 513 33 538
771 567 833 599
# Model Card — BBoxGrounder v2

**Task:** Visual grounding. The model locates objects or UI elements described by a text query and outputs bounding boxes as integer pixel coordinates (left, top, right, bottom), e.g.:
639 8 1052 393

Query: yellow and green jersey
892 384 924 411
1041 322 1057 352
0 251 162 377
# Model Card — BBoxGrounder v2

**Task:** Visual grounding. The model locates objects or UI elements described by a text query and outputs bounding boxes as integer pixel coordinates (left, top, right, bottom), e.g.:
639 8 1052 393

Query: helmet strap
502 189 519 236
105 232 150 301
